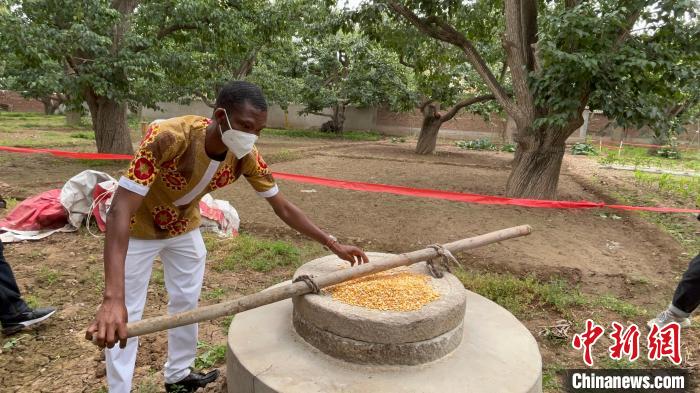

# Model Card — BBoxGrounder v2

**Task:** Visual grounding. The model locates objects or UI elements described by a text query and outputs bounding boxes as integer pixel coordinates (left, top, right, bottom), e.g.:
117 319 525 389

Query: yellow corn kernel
326 270 440 312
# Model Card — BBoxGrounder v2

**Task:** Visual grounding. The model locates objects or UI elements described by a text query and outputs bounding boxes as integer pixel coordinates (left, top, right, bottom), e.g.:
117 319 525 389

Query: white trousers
105 229 207 393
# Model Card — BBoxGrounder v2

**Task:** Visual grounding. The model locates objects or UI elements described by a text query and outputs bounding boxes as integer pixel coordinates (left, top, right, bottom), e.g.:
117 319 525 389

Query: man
85 81 368 393
648 253 699 328
0 198 57 335
648 216 699 328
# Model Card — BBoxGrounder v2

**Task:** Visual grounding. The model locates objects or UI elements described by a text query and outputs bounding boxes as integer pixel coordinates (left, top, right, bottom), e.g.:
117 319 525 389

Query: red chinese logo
572 319 605 367
608 322 640 361
647 322 682 364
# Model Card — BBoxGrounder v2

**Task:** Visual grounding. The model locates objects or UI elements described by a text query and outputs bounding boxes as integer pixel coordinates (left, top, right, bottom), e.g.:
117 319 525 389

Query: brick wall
0 90 44 113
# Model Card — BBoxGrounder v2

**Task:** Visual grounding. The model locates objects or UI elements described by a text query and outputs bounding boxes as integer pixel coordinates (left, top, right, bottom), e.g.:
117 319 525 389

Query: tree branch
132 23 201 52
398 53 416 69
307 111 334 119
156 23 199 40
65 56 80 76
520 0 538 73
234 49 259 79
386 1 516 117
503 0 535 124
418 98 435 112
440 94 496 123
498 61 508 83
195 92 215 108
614 6 645 49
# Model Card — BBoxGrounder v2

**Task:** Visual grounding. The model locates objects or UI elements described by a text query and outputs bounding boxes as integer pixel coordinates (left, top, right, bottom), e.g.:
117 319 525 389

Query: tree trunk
504 115 517 143
65 110 82 127
86 94 133 154
505 125 578 199
40 96 61 115
416 116 443 155
415 101 443 155
333 103 346 133
41 100 55 115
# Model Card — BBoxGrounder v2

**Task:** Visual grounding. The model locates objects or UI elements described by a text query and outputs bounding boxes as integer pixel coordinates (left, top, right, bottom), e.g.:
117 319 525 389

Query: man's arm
266 193 369 266
85 187 144 349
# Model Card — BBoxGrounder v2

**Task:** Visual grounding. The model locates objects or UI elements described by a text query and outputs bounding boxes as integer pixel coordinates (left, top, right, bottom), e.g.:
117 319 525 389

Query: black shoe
165 369 220 393
1 307 57 336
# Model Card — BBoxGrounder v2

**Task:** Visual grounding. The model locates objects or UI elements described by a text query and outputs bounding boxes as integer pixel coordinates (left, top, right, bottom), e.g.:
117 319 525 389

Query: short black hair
215 81 267 113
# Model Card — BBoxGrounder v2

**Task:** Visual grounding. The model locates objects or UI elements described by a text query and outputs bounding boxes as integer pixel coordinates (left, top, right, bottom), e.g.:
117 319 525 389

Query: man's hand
330 243 369 266
85 298 128 349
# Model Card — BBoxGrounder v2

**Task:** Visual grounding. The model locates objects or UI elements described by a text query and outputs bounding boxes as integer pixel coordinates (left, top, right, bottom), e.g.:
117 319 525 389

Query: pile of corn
326 270 440 312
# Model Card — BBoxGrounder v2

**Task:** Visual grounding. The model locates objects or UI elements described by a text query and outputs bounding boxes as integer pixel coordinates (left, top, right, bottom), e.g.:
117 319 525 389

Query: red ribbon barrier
273 172 700 213
0 146 133 160
1 145 698 213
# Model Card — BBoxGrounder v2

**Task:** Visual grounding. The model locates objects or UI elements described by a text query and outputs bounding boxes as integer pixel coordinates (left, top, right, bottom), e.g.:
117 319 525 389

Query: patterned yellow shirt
118 115 277 239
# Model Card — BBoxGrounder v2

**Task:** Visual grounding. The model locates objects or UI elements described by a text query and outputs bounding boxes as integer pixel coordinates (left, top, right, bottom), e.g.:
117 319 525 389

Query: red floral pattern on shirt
152 206 178 229
209 164 234 190
256 150 268 170
166 218 190 236
128 150 157 186
141 123 162 146
160 159 187 191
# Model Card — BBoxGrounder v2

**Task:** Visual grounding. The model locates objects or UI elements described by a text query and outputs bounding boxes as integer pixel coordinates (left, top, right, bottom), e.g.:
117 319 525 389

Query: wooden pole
122 225 532 339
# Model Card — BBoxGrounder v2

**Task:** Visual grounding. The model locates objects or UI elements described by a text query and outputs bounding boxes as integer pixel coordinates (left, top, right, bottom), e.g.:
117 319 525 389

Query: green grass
633 171 700 206
454 269 645 319
4 197 18 211
202 287 226 300
151 265 165 287
598 145 700 171
195 341 226 369
133 373 160 393
28 250 47 260
70 131 95 140
264 127 382 141
23 294 40 309
265 149 303 164
38 266 60 285
592 294 646 319
212 234 303 272
455 138 517 152
0 111 140 149
610 190 699 253
220 315 235 332
542 363 566 392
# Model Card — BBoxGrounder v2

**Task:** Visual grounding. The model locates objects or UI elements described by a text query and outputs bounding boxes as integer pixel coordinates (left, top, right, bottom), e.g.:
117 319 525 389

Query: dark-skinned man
85 81 369 393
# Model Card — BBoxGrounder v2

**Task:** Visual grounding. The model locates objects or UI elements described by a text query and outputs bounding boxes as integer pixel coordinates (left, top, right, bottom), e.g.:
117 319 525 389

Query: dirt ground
0 134 698 392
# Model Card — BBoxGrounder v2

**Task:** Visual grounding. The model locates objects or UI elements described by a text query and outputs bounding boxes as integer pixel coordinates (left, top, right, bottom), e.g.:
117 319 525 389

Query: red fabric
273 172 700 213
92 183 114 232
1 145 698 214
0 189 67 231
0 146 132 160
199 201 225 223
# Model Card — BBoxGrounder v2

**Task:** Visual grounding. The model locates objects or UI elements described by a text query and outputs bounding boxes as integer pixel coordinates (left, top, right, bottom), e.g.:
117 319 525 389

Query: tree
156 0 313 109
362 0 699 198
0 0 263 153
292 31 414 132
355 7 505 154
0 15 67 115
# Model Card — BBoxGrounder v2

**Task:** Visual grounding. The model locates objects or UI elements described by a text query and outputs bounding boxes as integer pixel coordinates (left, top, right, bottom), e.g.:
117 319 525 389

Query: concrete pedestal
227 286 542 393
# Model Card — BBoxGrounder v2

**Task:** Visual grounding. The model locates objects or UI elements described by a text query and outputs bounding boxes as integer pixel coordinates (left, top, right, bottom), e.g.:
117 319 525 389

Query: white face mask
218 109 258 159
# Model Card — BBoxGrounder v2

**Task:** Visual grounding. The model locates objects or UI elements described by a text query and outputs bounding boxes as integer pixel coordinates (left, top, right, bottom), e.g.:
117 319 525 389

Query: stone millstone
292 252 467 365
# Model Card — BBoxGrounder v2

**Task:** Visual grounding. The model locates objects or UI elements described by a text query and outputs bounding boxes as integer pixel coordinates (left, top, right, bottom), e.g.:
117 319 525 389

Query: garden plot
0 132 697 392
